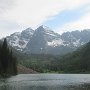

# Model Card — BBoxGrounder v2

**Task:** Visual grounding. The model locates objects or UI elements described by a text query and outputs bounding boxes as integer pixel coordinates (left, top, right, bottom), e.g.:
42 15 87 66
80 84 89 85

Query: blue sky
0 0 90 38
43 5 89 30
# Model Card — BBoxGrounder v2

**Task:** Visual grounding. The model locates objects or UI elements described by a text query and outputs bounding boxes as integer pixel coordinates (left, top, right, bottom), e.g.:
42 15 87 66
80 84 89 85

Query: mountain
61 30 90 48
24 26 64 54
5 26 90 55
6 28 34 51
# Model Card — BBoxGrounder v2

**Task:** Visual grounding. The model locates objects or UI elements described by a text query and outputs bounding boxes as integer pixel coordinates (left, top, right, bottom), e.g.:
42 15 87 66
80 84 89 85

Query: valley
1 26 90 74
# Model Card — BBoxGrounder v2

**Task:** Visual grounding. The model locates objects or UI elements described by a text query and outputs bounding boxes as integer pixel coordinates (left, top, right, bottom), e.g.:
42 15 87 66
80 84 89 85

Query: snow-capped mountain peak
36 25 52 32
6 28 34 51
5 26 90 55
40 25 51 30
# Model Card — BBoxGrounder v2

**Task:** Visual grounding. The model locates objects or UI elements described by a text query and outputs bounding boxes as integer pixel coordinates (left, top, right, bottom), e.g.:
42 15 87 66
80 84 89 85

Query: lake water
0 74 90 90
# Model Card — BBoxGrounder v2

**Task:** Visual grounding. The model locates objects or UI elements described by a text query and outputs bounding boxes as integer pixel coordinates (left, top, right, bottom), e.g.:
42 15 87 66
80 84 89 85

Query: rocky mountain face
6 26 90 55
6 28 34 51
25 26 62 54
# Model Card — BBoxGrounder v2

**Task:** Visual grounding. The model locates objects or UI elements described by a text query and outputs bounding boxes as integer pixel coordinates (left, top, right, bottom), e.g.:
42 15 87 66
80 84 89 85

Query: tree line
0 38 17 77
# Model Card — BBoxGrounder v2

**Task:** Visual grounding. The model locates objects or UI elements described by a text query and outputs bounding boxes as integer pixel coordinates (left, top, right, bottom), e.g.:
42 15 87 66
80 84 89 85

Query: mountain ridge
5 25 90 55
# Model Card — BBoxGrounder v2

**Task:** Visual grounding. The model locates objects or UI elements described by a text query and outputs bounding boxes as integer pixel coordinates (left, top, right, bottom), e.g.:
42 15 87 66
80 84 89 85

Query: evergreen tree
0 38 17 77
0 45 2 74
1 38 9 73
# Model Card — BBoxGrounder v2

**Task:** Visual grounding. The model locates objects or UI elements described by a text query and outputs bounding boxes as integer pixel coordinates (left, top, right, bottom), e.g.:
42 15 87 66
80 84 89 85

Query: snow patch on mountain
41 25 51 30
47 39 64 47
45 31 58 37
73 39 81 47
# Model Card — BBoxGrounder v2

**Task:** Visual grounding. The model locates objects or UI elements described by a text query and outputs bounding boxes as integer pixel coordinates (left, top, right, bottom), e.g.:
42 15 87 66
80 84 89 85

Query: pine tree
1 38 9 73
0 45 2 74
0 38 17 77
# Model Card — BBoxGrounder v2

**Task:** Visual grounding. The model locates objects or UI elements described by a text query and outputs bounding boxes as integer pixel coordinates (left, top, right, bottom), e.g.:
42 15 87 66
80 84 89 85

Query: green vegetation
56 42 90 73
0 38 17 77
0 37 89 74
18 41 90 73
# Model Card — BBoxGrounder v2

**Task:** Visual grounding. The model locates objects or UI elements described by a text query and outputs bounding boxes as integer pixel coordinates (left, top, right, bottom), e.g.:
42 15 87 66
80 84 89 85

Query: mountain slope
17 41 90 73
56 41 90 73
17 64 38 74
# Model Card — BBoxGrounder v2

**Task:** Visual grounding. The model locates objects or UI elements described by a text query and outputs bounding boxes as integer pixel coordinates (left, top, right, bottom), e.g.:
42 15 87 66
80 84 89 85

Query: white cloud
0 0 90 38
0 20 22 38
0 0 16 13
56 12 90 34
2 0 90 27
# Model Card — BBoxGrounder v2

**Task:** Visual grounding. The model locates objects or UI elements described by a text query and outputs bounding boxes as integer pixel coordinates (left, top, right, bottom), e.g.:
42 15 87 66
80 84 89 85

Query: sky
0 0 90 38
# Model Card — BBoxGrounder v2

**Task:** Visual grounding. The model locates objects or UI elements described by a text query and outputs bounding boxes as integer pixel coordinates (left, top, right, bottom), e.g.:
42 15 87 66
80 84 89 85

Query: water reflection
0 74 90 90
1 84 90 90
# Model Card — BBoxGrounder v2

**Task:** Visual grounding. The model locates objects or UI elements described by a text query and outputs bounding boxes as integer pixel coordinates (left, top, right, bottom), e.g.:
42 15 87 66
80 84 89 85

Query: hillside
56 41 90 73
17 64 38 74
17 41 90 73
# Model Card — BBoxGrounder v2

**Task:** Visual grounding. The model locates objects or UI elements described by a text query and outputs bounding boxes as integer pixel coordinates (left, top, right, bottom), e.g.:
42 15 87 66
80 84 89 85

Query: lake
0 74 90 90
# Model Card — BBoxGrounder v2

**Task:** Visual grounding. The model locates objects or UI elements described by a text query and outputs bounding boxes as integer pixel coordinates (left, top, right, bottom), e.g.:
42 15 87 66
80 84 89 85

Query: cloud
0 0 16 13
0 0 90 38
2 0 90 28
0 20 22 38
56 12 90 34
